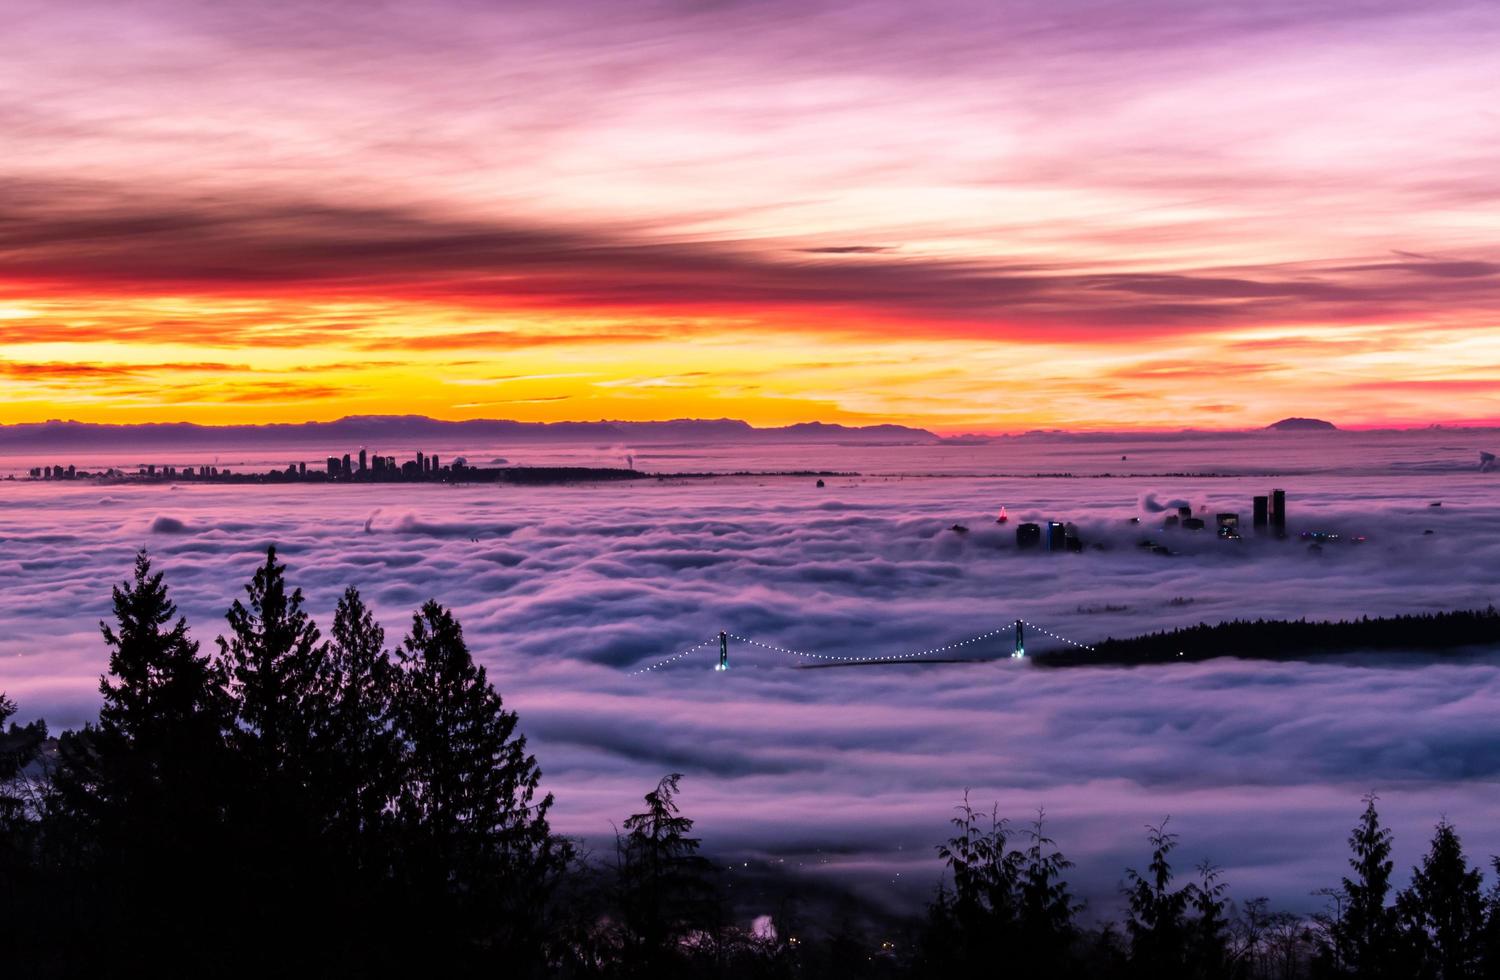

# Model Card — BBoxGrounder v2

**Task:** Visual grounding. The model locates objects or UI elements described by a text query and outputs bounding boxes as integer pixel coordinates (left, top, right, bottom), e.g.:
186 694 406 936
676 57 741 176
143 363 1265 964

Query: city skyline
4 1 1500 432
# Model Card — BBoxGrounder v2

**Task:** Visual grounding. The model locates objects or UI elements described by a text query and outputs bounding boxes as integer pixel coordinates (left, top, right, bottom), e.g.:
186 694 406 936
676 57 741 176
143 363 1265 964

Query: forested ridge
1039 608 1500 667
5 550 1500 977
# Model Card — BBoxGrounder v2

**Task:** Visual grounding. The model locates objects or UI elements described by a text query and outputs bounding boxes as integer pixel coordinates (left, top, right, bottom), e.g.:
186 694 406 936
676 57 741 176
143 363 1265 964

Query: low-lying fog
3 431 1498 916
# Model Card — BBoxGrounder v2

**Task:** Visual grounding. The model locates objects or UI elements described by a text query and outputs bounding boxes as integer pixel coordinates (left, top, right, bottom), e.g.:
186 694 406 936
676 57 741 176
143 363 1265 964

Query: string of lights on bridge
629 638 720 675
628 619 1096 675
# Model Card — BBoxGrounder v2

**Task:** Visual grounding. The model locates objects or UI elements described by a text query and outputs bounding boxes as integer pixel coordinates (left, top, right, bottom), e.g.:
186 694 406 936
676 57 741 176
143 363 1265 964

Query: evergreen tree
1017 809 1080 974
92 551 231 834
615 772 717 973
1397 820 1485 980
217 545 328 784
1187 861 1230 979
214 546 333 966
394 600 566 963
922 794 1020 970
1480 858 1500 980
1125 820 1192 980
0 693 46 870
315 586 400 870
1324 795 1400 978
47 552 232 972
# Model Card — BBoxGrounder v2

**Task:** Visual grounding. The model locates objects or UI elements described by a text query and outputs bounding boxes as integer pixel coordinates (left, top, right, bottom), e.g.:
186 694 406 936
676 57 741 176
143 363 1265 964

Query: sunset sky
4 0 1500 432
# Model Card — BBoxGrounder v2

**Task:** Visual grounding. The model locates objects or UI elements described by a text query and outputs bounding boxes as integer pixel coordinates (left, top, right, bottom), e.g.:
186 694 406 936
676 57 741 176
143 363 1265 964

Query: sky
3 0 1500 430
5 434 1500 915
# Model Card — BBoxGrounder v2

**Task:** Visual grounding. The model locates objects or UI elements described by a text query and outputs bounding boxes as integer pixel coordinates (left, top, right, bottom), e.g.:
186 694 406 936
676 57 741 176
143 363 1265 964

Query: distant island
1266 417 1338 431
0 416 940 452
1034 608 1500 667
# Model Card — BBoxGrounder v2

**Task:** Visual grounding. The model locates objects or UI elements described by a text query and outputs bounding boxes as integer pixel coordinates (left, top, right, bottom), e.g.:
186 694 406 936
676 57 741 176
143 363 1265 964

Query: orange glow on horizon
4 288 1499 433
4 1 1500 431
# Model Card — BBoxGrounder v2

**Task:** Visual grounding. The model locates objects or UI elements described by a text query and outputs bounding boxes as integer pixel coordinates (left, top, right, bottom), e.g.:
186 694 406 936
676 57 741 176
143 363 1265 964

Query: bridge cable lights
630 619 1097 675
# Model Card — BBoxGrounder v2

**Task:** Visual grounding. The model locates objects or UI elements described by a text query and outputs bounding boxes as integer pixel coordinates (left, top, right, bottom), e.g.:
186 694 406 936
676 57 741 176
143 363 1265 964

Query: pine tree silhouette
394 599 567 966
215 545 335 966
616 773 717 973
1018 809 1081 974
1397 820 1485 980
314 586 400 873
1323 795 1400 978
1125 820 1192 979
218 545 328 782
48 551 232 971
0 692 46 872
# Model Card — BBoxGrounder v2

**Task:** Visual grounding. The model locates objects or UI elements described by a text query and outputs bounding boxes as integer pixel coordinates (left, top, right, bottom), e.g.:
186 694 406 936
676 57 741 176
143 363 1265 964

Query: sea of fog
3 430 1499 918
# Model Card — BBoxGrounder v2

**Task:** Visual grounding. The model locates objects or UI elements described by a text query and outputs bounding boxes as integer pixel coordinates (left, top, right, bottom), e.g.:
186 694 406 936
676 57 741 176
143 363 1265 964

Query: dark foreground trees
394 599 570 964
2 548 569 976
8 550 1500 978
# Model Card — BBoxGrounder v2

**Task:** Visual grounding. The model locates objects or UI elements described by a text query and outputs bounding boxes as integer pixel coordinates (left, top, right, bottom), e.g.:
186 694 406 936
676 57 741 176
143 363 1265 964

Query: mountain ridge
0 415 943 451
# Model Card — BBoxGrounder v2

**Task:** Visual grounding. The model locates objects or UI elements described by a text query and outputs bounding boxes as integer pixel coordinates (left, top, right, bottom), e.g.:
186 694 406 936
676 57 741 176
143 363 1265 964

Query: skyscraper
1253 495 1268 528
1271 488 1287 532
358 448 367 472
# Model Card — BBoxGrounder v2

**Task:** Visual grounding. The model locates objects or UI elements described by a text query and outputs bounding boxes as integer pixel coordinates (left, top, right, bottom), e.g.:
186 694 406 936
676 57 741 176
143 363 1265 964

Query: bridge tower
1013 620 1025 659
716 631 729 671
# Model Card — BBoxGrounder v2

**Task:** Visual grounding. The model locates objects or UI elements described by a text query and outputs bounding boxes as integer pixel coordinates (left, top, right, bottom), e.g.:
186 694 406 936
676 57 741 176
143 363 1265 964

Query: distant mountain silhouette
1266 417 1338 431
0 415 941 451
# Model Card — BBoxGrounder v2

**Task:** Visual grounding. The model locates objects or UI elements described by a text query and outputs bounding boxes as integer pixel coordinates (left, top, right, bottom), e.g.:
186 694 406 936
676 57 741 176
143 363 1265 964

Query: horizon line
5 413 1500 439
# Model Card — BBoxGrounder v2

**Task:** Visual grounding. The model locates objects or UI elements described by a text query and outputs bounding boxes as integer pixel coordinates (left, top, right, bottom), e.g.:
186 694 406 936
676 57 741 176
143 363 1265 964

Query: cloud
356 330 664 352
4 432 1500 915
0 361 250 380
8 180 1500 347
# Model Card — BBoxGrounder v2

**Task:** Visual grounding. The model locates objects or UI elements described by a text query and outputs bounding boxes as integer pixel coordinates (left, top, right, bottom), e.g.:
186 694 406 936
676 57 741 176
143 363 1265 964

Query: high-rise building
1271 489 1287 531
1045 521 1067 551
1216 513 1240 540
431 454 439 473
1252 495 1268 528
416 451 424 473
327 456 340 475
1016 522 1042 549
358 448 367 472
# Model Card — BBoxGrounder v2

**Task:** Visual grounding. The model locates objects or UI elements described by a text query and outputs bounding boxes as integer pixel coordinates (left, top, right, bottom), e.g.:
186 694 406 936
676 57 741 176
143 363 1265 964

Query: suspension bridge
628 618 1098 675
